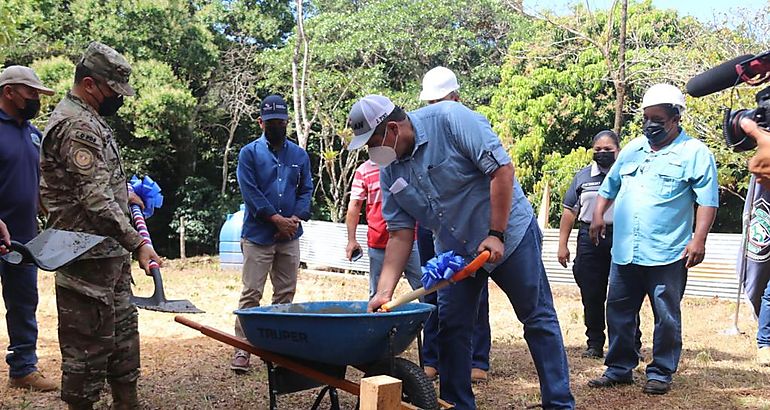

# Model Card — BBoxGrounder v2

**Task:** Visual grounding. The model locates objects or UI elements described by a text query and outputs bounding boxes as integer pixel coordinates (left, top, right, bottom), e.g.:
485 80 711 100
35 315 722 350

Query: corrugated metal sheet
299 221 744 300
540 229 742 299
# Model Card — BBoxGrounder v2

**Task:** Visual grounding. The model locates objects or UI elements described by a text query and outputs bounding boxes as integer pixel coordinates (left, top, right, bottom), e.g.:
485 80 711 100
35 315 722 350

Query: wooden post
179 216 186 260
360 375 402 410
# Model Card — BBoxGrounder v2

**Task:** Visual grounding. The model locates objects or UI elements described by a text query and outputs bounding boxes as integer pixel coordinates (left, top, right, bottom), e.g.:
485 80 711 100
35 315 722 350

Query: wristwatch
488 229 505 243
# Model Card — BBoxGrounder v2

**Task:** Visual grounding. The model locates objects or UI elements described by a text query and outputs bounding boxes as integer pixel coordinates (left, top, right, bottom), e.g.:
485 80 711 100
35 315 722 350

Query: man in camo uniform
39 41 160 410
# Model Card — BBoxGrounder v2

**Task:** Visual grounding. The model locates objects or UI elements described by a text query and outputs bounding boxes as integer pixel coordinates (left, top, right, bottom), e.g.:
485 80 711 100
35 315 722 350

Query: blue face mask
643 120 670 145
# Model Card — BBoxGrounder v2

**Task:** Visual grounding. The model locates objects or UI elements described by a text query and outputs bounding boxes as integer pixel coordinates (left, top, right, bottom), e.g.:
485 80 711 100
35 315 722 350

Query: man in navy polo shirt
231 94 314 372
0 65 58 391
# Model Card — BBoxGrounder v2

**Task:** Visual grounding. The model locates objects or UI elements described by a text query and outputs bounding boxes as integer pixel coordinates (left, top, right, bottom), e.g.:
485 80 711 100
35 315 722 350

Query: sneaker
758 346 770 366
471 368 488 383
8 371 58 391
423 366 438 381
642 379 671 395
230 350 250 374
587 375 633 388
581 346 604 359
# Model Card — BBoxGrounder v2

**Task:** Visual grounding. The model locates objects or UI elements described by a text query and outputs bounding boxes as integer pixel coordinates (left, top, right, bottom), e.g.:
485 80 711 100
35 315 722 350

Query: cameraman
742 118 770 189
740 118 770 366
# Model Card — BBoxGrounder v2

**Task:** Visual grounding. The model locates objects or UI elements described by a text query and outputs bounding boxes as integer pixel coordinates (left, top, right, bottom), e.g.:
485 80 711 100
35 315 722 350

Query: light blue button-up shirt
598 130 719 266
380 101 534 270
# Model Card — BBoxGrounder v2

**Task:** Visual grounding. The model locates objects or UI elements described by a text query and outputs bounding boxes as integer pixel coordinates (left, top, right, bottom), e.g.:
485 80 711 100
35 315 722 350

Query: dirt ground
1 257 769 409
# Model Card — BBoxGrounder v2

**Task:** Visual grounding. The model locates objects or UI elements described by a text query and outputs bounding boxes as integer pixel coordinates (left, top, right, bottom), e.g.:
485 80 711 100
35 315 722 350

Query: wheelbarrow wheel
363 358 438 410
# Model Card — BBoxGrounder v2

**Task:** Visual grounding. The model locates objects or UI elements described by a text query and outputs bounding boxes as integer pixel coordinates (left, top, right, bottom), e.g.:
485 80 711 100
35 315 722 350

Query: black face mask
98 94 124 117
593 151 615 168
18 98 40 120
264 123 287 145
643 120 670 146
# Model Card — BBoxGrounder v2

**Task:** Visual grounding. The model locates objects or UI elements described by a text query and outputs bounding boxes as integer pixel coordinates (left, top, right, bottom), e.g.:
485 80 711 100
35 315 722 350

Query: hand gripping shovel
128 202 203 313
380 250 490 312
1 229 106 271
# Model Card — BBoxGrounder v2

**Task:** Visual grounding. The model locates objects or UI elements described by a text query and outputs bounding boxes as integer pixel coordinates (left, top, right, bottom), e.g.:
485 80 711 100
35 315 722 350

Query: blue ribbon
130 175 164 218
420 251 466 290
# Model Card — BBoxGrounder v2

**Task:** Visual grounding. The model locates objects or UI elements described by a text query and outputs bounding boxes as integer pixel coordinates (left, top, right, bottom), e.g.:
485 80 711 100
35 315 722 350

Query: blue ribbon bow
130 175 164 218
420 251 467 290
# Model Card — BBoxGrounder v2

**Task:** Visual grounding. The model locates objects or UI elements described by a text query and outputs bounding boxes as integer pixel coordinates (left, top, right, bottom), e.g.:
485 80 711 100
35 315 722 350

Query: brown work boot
423 366 438 381
8 371 58 391
758 346 770 366
230 350 250 374
110 380 139 409
471 368 488 383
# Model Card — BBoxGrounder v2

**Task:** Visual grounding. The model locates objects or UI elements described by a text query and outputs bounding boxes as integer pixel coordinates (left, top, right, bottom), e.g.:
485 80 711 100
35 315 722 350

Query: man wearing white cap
0 65 58 391
588 84 718 394
347 94 574 409
416 66 492 384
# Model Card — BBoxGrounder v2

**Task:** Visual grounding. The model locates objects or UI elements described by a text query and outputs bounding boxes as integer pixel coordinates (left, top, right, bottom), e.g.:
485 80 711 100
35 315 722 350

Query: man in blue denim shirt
231 94 313 372
588 84 718 395
347 95 574 410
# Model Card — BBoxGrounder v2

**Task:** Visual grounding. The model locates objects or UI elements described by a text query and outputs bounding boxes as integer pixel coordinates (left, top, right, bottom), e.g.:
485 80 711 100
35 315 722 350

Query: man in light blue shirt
347 95 574 410
588 84 718 395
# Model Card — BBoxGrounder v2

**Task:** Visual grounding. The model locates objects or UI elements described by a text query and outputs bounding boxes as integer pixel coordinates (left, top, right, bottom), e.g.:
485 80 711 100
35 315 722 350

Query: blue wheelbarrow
175 252 489 409
176 302 440 409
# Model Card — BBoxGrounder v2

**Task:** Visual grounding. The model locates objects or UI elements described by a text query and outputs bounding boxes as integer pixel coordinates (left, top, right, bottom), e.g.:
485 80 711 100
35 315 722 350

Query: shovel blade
131 296 204 314
3 229 106 271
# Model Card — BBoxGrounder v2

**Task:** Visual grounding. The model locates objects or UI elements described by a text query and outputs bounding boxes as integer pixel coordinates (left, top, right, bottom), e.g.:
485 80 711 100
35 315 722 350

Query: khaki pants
234 238 300 339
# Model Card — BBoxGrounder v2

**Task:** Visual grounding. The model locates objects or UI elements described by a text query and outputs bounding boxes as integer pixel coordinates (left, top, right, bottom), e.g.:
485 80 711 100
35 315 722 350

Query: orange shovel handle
380 250 490 312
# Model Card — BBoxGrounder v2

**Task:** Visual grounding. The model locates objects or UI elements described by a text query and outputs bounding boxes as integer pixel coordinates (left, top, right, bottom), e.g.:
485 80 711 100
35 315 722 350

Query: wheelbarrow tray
235 301 435 366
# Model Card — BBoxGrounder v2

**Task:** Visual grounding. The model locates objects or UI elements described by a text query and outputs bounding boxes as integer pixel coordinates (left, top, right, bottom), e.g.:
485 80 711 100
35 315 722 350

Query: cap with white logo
419 66 459 101
346 94 395 150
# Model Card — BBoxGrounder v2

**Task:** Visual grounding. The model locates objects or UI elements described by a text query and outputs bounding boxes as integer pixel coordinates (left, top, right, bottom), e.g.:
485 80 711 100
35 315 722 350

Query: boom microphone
686 54 754 97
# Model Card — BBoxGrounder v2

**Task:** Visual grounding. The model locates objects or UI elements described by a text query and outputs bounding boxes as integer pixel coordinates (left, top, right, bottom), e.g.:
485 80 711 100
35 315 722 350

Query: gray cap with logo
0 66 55 95
80 41 135 96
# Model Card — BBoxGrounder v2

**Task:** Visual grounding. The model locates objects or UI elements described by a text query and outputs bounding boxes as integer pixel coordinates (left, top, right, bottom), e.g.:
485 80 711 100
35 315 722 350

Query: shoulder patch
73 148 94 170
72 131 100 148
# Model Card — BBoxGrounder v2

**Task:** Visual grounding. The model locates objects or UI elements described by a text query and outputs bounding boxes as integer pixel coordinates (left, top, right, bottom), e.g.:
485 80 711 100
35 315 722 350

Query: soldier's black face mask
94 82 124 116
264 122 287 145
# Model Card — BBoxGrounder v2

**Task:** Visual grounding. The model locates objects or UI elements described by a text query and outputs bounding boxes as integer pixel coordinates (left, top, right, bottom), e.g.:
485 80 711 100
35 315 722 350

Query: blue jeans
757 276 770 347
1 261 39 378
418 226 491 371
604 260 687 383
368 242 422 298
436 219 574 409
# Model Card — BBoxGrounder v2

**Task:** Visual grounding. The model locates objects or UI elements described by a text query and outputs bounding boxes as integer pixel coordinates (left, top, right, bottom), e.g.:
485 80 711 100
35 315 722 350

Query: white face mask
368 127 399 167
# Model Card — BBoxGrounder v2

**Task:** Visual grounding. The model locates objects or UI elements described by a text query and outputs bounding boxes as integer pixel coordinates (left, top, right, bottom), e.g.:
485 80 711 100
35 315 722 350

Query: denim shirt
598 130 719 266
236 135 313 245
380 101 534 270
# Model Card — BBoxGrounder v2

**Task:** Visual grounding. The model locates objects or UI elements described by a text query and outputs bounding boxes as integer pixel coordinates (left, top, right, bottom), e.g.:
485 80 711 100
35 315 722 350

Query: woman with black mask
557 130 641 359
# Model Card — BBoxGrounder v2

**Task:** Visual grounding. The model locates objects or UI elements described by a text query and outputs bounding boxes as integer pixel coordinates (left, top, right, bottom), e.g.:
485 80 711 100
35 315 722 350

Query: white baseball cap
346 94 395 150
641 83 686 113
419 66 459 101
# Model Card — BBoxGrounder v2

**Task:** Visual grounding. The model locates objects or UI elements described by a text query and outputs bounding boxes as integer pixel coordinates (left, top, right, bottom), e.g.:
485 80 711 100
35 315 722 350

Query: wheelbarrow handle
380 250 490 312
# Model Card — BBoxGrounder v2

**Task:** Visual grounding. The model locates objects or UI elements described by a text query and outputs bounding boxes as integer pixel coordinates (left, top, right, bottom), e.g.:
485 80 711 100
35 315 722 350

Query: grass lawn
1 257 769 409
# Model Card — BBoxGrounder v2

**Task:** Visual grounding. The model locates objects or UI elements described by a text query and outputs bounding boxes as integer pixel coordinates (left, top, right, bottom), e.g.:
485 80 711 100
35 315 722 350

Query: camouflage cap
80 41 135 96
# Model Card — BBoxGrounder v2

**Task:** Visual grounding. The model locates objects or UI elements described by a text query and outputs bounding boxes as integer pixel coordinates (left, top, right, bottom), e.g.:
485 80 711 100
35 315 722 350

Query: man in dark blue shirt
231 94 313 372
0 65 58 391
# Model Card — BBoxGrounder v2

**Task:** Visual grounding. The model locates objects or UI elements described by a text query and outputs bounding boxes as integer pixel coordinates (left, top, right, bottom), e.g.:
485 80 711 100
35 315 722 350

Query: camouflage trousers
55 255 139 406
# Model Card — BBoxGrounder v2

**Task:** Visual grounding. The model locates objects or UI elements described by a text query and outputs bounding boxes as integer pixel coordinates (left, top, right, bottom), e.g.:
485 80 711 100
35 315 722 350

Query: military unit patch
73 131 100 148
73 148 94 170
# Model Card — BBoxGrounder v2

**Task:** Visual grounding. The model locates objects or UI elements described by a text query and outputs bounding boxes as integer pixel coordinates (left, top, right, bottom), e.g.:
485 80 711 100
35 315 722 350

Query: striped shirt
350 160 389 248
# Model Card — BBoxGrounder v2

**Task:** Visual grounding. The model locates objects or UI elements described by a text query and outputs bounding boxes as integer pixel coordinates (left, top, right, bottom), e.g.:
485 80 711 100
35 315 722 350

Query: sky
521 0 769 23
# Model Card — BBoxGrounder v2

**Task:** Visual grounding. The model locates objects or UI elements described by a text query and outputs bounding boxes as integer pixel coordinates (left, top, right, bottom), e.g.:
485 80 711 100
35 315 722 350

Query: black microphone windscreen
686 54 754 97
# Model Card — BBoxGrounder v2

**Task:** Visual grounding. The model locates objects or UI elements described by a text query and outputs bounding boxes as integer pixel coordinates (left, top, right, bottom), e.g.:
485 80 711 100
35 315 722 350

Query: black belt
579 222 612 228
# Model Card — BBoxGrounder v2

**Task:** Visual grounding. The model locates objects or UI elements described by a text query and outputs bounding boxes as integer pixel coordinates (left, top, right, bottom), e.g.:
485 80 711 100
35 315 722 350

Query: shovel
128 202 203 314
0 229 106 271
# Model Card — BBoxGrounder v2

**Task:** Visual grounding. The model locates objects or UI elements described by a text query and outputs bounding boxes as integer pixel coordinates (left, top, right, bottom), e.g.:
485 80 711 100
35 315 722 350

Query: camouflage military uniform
39 42 144 408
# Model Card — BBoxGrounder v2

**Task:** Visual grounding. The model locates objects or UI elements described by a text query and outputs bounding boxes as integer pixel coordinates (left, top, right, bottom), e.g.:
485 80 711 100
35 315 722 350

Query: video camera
686 51 770 152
